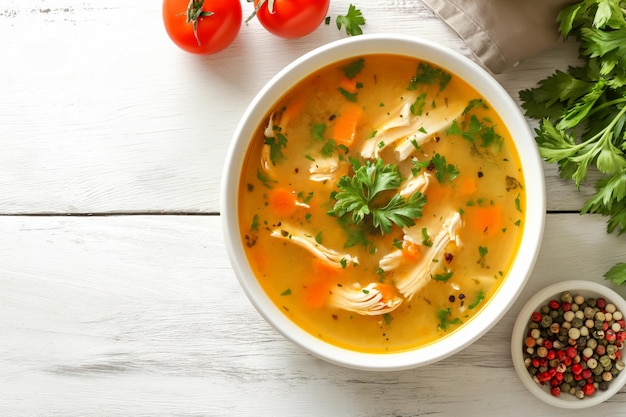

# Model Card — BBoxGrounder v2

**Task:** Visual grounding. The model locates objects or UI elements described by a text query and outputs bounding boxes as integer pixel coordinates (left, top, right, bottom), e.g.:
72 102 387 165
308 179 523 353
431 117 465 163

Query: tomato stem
186 0 214 46
244 0 275 24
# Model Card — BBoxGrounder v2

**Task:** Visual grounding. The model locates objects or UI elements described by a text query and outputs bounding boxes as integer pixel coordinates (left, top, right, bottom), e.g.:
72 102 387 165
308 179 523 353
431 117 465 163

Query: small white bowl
511 280 626 408
222 34 546 371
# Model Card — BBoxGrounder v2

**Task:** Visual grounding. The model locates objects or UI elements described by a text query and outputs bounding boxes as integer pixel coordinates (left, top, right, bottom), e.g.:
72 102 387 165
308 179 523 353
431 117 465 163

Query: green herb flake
433 268 454 282
264 133 288 166
437 308 463 331
250 214 259 232
321 139 339 157
407 62 452 92
338 87 359 102
515 194 522 212
312 123 327 142
315 231 323 244
280 288 292 296
410 93 427 116
339 57 365 79
421 227 433 247
257 169 277 188
468 291 485 310
430 153 460 184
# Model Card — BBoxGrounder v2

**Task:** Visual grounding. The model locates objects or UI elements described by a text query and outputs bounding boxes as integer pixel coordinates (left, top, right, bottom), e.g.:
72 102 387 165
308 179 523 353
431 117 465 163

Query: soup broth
239 54 525 353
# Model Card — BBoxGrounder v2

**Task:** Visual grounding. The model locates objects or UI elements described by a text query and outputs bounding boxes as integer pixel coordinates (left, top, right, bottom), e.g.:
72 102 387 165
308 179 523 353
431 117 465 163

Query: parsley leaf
430 153 460 184
605 262 626 285
340 57 365 79
336 4 366 36
328 158 427 234
407 62 452 92
264 132 287 166
436 308 462 331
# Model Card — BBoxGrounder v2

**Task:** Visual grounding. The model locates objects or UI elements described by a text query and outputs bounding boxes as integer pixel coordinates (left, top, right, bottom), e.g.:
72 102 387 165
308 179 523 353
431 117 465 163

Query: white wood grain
3 1 626 416
0 0 589 214
1 214 626 416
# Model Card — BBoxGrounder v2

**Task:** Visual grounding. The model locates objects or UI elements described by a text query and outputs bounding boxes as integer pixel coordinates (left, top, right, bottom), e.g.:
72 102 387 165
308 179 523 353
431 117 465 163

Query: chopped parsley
407 62 452 92
437 308 462 331
430 153 460 184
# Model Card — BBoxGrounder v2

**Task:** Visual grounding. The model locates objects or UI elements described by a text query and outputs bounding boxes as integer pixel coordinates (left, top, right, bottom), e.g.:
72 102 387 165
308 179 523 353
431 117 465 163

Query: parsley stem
588 97 626 117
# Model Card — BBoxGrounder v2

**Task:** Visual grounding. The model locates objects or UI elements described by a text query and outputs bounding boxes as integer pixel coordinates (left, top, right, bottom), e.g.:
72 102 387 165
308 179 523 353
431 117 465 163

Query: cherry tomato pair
163 0 331 55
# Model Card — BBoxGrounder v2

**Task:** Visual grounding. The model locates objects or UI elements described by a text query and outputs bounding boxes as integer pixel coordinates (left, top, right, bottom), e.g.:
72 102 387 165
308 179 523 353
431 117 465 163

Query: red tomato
163 0 242 54
253 0 330 39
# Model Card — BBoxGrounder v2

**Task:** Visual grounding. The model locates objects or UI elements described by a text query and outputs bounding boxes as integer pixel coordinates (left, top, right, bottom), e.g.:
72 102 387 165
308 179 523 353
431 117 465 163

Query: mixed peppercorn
523 291 626 399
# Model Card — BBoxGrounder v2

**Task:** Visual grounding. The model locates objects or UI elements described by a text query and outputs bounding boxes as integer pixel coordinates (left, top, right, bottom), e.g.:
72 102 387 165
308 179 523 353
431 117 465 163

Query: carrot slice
332 103 362 147
339 76 359 94
281 96 305 123
268 188 297 216
303 259 342 309
401 240 421 262
376 283 398 303
459 177 478 196
469 205 502 235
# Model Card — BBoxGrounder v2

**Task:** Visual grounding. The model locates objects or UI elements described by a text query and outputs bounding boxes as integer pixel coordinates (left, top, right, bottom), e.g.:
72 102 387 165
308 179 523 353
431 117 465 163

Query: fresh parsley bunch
519 0 626 285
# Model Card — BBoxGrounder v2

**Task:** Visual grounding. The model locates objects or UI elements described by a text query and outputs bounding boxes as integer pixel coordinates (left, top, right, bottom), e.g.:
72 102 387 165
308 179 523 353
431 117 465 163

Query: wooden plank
2 214 625 416
0 0 587 214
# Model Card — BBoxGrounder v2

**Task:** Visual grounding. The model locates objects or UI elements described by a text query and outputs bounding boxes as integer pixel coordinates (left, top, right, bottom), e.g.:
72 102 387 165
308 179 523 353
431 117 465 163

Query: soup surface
239 54 525 353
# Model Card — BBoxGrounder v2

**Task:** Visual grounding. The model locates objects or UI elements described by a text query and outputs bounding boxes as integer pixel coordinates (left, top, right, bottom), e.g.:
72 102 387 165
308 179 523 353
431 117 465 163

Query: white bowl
511 280 626 408
222 34 546 371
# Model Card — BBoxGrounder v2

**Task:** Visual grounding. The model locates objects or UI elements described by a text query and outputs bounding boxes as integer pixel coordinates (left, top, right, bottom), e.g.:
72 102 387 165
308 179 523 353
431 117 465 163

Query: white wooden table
2 1 626 415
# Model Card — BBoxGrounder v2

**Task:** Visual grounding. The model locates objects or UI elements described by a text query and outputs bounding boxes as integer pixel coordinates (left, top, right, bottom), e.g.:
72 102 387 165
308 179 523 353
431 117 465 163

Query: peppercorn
541 315 553 328
523 291 625 399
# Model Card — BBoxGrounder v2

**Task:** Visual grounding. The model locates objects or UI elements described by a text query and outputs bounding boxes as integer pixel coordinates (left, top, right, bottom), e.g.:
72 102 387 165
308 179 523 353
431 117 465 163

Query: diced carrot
281 96 305 123
303 278 332 309
268 188 297 216
401 240 421 262
303 259 342 309
339 76 359 94
376 283 398 303
470 205 502 235
332 103 362 147
459 177 478 196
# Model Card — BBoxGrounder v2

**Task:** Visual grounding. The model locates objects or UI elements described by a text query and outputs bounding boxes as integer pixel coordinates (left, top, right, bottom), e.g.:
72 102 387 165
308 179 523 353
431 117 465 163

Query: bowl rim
511 280 626 408
221 33 546 371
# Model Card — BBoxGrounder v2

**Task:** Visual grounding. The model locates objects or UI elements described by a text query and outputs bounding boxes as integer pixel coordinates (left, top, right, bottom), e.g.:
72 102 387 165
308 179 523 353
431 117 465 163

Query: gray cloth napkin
420 0 573 73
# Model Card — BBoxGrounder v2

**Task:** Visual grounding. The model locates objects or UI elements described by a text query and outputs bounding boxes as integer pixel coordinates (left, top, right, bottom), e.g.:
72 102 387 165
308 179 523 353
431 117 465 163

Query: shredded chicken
260 114 276 173
270 224 358 268
399 170 431 198
394 102 465 161
309 158 343 183
328 282 403 316
360 98 466 161
395 211 463 300
360 99 413 159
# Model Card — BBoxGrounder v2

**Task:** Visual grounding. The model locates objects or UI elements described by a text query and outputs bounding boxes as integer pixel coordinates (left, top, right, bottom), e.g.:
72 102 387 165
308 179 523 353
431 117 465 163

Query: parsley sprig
336 4 366 36
328 158 427 235
519 0 626 285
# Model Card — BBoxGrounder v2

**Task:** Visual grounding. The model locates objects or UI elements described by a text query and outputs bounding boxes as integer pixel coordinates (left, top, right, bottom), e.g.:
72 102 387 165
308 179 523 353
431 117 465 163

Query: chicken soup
238 54 525 353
